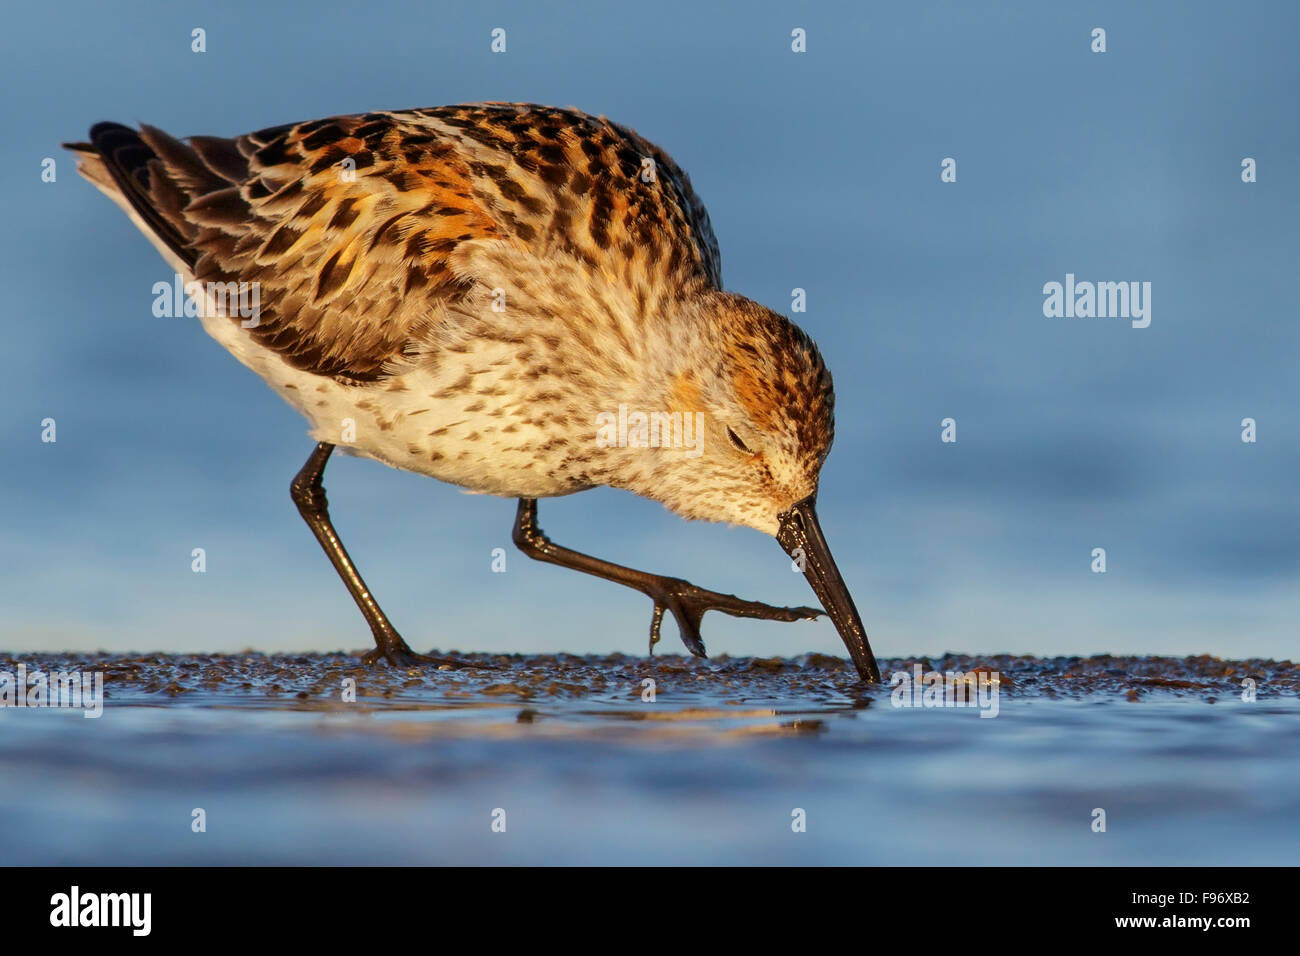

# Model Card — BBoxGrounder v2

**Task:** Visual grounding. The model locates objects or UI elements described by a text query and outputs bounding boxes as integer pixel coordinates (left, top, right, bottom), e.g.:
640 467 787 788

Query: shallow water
1 652 1296 865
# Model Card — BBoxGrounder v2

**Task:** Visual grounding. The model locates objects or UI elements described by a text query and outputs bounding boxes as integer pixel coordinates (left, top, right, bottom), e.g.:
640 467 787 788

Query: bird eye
726 426 756 455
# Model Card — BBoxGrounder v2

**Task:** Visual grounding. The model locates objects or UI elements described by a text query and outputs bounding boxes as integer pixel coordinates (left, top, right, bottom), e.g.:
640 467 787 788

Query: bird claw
648 604 666 656
644 577 823 659
361 635 486 670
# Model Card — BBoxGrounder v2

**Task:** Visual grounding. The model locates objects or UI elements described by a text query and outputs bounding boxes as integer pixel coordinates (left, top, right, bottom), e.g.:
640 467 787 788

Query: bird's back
67 104 724 385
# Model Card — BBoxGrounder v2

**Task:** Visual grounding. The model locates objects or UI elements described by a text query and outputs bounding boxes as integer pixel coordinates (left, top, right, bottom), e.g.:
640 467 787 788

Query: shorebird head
639 293 835 533
609 291 878 681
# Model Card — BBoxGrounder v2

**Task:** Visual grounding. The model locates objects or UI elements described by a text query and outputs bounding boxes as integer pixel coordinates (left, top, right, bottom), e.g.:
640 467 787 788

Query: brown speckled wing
418 103 722 291
84 104 723 383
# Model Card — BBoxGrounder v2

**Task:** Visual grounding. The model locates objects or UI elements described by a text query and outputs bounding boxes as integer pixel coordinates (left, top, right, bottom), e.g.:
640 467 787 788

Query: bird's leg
512 498 822 658
290 442 471 669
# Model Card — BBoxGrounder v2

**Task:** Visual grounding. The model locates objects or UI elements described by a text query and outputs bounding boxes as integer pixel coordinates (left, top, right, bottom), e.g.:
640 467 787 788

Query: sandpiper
65 103 881 682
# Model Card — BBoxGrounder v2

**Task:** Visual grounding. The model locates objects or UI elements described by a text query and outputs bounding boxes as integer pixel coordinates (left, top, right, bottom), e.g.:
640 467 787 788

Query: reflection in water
0 653 1296 864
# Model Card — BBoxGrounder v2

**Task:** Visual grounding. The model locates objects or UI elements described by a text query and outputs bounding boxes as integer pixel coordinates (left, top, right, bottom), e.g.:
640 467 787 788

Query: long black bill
776 495 881 683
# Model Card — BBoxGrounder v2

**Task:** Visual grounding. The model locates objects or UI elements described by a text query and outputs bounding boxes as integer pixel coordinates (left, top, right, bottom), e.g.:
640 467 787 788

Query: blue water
1 653 1296 865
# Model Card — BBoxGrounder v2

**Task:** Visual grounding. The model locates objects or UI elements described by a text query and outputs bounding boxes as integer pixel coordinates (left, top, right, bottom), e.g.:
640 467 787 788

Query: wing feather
69 104 723 383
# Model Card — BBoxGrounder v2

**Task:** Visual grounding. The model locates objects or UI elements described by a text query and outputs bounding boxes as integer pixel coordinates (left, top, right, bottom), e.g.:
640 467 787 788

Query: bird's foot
361 633 485 670
642 576 823 658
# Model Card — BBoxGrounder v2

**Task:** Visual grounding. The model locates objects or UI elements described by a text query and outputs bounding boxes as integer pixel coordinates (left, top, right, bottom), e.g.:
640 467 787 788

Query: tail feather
73 122 199 269
64 122 257 272
137 123 229 194
187 135 250 183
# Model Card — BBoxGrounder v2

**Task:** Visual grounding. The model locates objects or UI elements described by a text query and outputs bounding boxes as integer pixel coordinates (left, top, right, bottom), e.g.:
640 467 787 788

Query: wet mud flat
1 652 1297 865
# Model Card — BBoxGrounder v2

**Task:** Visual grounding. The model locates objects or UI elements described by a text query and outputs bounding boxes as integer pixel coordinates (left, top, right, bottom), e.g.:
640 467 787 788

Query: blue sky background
2 0 1297 661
